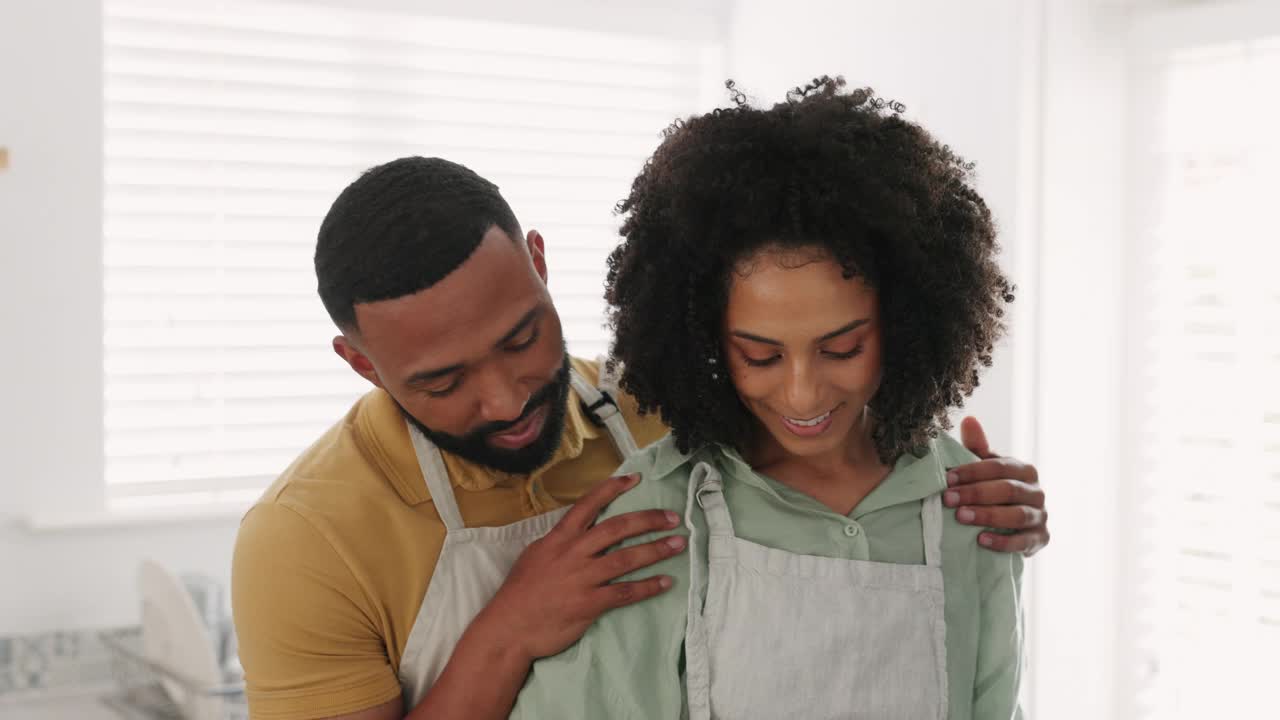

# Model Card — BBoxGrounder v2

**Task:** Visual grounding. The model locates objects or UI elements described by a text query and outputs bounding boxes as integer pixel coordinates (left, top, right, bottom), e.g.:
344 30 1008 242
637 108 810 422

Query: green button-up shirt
512 432 1024 719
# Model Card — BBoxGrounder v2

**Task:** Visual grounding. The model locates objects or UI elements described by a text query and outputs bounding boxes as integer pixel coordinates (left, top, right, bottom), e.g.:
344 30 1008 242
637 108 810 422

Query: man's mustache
468 378 560 438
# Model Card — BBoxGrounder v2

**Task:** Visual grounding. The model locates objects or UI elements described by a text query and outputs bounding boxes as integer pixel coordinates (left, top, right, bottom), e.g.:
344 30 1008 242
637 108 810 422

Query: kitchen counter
0 690 123 720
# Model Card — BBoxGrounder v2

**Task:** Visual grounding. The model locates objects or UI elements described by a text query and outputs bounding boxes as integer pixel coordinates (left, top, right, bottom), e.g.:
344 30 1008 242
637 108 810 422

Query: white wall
0 1 103 523
1032 2 1132 718
0 1 231 635
0 0 242 634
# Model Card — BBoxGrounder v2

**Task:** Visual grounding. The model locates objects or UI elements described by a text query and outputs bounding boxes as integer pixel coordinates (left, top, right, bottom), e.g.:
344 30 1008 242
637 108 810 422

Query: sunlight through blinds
1128 36 1280 719
103 0 717 511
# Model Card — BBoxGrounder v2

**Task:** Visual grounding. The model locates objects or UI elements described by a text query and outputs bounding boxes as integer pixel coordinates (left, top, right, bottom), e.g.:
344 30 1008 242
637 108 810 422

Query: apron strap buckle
581 390 620 426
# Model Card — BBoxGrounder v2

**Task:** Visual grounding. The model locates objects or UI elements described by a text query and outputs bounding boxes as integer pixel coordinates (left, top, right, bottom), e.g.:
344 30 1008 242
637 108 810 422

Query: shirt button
843 524 861 537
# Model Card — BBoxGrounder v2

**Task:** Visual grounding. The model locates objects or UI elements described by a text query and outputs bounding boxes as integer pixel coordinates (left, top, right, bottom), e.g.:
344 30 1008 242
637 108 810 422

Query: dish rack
99 628 247 720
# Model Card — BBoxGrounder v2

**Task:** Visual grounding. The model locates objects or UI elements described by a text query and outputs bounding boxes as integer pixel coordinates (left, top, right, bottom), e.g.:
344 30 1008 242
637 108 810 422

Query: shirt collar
356 384 602 506
845 443 946 518
653 436 947 518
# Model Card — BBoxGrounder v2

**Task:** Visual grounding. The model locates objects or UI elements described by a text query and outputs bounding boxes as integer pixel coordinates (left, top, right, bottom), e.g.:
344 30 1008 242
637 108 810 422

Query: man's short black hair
315 156 522 330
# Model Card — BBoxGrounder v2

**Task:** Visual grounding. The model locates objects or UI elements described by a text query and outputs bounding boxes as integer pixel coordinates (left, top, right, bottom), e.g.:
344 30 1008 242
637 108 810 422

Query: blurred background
0 0 1276 717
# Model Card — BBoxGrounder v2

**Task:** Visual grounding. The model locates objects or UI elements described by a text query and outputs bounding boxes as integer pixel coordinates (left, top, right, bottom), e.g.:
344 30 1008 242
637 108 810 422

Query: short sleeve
232 502 403 720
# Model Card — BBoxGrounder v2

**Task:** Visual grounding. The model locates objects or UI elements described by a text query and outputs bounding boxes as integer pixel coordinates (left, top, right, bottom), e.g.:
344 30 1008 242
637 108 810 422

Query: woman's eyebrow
729 330 783 346
817 318 870 342
729 318 869 346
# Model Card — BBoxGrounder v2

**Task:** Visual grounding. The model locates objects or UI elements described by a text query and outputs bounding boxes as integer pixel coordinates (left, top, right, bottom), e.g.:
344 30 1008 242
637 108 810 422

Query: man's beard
400 356 571 475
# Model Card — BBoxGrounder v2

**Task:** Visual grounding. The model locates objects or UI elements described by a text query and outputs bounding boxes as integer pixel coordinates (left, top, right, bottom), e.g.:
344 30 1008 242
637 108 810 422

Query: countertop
0 691 122 720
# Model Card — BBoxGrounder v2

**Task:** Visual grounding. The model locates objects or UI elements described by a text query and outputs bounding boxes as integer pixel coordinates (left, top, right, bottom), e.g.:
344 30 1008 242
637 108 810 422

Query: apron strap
921 493 944 568
569 364 640 461
694 466 735 540
922 444 946 568
682 461 724 720
406 422 466 532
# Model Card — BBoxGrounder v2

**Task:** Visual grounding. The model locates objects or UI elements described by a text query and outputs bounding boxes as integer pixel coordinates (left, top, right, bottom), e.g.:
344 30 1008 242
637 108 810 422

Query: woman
511 76 1023 719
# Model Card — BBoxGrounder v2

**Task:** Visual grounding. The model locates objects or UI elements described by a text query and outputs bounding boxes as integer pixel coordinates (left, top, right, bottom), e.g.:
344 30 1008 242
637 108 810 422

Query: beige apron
396 364 639 707
683 446 949 719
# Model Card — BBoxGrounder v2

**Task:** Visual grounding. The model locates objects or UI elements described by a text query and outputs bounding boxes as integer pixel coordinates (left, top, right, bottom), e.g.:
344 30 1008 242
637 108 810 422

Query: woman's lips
779 404 841 437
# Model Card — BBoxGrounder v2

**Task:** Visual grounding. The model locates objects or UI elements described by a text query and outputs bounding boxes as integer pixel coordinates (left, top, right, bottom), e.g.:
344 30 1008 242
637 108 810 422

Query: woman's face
722 247 883 462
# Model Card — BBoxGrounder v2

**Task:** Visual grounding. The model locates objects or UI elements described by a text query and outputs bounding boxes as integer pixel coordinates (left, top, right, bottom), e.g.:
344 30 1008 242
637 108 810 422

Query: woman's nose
783 359 822 416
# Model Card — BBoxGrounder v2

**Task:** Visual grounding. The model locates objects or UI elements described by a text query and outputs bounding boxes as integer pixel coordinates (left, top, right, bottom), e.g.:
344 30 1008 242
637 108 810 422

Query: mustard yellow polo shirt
231 356 668 720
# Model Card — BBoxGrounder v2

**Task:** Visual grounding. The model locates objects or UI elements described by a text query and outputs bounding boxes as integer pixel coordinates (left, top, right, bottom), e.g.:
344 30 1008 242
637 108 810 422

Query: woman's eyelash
739 343 864 367
823 344 865 360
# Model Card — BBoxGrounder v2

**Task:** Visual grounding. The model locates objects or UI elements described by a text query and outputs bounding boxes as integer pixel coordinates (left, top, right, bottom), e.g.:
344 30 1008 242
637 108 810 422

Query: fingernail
659 576 673 589
957 507 976 523
665 536 686 551
979 534 994 547
665 511 680 525
946 471 959 486
943 490 960 507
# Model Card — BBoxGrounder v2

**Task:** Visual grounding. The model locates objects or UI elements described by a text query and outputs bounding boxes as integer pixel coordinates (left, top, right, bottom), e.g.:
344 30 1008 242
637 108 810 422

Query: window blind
103 0 717 510
1127 36 1280 718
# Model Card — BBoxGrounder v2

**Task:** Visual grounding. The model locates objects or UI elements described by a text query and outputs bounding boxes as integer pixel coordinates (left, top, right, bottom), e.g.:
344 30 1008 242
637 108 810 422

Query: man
231 157 1049 720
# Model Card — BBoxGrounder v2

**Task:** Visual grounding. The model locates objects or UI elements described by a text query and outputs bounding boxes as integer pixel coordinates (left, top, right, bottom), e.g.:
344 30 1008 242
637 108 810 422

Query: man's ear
526 229 548 284
333 335 384 389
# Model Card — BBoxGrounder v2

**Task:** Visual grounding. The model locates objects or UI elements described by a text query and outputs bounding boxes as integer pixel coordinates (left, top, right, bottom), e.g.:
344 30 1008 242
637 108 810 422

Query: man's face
336 226 570 474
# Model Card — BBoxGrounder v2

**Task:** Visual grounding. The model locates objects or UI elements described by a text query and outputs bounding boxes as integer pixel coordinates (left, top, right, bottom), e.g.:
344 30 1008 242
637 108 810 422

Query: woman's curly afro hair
605 76 1015 463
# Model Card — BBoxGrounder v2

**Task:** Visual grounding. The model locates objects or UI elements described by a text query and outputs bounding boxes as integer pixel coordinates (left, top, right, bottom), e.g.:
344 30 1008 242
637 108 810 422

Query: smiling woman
511 75 1024 719
722 252 890 514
